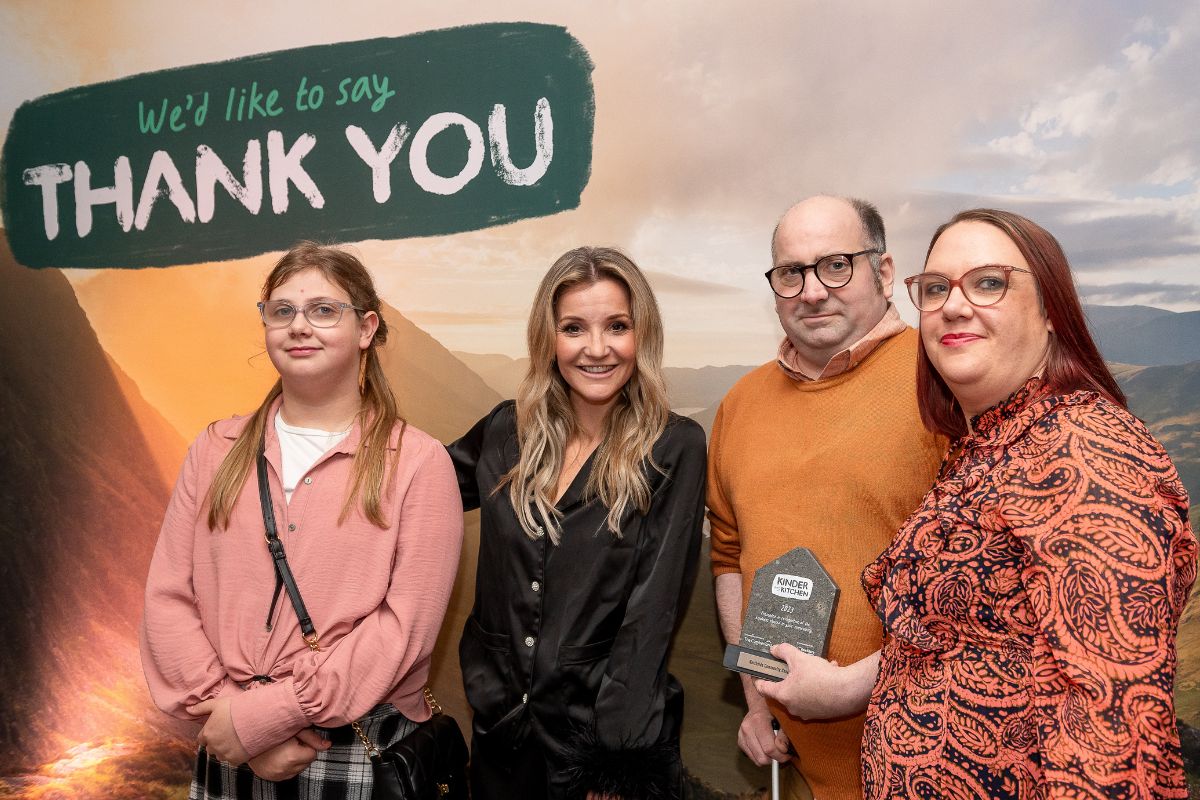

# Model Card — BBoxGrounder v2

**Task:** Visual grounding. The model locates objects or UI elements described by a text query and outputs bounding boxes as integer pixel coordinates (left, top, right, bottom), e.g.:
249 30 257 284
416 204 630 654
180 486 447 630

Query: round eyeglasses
764 249 880 299
904 265 1033 312
258 299 363 328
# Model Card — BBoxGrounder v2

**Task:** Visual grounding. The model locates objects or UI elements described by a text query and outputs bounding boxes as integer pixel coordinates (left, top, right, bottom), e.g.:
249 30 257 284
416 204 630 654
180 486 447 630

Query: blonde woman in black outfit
447 247 705 799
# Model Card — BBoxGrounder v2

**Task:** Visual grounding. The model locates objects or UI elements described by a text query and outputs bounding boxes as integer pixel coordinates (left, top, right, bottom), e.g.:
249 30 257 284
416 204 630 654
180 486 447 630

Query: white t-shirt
274 412 351 503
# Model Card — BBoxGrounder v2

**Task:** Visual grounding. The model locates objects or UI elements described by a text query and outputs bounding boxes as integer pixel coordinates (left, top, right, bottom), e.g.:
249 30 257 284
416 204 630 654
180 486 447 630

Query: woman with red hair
861 209 1196 797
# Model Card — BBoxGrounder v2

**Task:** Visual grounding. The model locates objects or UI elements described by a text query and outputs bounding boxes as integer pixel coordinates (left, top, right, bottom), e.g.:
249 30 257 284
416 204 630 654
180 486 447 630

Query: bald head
771 195 886 275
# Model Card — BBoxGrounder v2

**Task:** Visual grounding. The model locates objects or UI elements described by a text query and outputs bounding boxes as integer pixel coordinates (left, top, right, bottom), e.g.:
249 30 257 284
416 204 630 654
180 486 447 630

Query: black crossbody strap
258 423 450 758
257 439 320 651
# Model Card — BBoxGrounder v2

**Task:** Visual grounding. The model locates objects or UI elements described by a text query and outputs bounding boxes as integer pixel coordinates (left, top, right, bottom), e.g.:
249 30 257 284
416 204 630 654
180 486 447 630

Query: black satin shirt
447 401 705 758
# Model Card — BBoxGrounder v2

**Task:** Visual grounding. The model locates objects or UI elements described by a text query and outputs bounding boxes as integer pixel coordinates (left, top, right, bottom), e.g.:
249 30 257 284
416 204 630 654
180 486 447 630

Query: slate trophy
723 547 839 681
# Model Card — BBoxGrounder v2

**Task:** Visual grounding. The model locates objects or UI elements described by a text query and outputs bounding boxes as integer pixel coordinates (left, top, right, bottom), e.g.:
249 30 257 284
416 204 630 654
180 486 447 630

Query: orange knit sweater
708 328 945 800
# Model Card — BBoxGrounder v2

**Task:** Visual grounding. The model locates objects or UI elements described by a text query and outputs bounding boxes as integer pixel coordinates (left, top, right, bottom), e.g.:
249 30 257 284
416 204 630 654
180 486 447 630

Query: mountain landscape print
4 3 1200 797
2 218 1198 797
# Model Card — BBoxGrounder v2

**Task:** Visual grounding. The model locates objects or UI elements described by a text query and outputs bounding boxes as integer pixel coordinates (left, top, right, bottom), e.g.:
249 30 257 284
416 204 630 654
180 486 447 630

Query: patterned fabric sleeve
1005 401 1196 798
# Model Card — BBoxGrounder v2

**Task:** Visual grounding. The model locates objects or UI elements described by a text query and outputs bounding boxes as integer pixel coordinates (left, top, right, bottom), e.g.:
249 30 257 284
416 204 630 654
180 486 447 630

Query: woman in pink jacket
140 242 463 799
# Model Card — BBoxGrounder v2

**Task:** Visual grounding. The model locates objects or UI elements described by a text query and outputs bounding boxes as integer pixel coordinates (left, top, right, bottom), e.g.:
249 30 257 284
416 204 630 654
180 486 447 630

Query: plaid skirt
189 704 417 800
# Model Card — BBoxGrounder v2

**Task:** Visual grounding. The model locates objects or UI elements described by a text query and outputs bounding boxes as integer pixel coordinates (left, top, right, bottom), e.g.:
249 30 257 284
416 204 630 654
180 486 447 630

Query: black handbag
256 440 470 799
350 688 470 800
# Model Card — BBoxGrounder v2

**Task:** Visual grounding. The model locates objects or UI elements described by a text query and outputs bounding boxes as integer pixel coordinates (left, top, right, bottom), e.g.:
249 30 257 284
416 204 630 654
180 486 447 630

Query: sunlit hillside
0 232 187 785
73 259 502 443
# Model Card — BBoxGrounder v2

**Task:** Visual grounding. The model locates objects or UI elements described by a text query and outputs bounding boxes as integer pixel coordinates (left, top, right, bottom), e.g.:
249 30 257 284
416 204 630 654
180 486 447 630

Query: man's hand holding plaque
722 547 839 681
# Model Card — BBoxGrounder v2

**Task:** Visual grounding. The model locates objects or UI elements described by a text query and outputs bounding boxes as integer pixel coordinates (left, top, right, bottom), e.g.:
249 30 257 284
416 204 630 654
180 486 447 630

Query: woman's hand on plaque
755 643 878 720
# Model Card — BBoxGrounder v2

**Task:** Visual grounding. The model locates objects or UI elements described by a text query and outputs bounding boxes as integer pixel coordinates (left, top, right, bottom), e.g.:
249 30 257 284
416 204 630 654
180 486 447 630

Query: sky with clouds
2 0 1197 367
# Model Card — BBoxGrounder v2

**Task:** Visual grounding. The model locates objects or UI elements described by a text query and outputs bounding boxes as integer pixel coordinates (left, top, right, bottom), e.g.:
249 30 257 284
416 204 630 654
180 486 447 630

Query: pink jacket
140 403 463 758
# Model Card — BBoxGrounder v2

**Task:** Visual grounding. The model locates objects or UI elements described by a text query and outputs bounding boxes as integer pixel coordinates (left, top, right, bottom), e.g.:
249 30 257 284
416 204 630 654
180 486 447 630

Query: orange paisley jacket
862 379 1196 799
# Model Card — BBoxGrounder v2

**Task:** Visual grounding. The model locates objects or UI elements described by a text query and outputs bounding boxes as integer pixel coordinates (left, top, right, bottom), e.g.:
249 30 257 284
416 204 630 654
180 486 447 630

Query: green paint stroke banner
0 23 594 268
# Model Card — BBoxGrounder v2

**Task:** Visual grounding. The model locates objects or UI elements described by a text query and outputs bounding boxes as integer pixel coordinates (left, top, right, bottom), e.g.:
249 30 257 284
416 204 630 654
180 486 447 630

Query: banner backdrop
3 24 594 267
2 4 1199 798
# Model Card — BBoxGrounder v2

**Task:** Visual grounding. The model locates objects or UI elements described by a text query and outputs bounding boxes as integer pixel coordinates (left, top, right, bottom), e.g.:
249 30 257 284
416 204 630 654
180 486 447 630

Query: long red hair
916 209 1125 439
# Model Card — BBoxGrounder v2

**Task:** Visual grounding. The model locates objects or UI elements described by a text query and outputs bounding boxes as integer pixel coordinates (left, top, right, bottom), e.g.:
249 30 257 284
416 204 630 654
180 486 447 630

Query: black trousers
469 727 684 800
470 729 575 800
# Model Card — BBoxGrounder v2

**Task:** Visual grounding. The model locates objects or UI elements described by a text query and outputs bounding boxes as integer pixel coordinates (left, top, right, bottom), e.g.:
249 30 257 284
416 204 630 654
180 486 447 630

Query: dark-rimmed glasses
904 265 1032 312
765 249 880 299
258 300 363 328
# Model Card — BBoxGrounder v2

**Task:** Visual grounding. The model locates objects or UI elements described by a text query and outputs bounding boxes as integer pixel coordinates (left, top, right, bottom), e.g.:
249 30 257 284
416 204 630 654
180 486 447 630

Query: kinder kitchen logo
772 574 812 600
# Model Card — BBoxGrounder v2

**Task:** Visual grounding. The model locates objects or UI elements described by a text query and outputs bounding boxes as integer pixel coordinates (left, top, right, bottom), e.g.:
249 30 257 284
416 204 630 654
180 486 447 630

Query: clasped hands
188 698 330 781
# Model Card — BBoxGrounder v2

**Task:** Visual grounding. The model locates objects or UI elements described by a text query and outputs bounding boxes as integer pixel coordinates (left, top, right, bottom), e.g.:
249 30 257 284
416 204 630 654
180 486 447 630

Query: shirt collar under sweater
776 303 907 382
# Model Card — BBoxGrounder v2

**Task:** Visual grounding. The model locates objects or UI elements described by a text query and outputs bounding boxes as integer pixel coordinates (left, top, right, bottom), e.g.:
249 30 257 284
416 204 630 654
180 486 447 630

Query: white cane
771 718 781 800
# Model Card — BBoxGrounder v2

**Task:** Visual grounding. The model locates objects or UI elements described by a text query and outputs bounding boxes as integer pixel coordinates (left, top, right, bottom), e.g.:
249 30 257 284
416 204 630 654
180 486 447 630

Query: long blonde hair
205 242 402 530
504 246 670 542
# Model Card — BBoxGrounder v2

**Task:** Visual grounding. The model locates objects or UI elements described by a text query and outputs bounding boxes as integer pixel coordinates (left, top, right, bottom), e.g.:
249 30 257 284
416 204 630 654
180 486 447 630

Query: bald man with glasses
708 195 945 799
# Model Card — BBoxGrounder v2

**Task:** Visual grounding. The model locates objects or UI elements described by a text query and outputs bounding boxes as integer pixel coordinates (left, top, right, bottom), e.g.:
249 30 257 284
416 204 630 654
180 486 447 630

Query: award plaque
723 547 840 681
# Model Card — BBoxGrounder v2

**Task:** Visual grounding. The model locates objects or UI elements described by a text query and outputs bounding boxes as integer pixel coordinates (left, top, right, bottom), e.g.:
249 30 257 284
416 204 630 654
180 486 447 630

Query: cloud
885 190 1200 274
1122 40 1155 69
1078 281 1200 305
6 0 1200 365
980 8 1200 204
404 310 521 325
643 269 745 297
1146 153 1196 186
987 131 1044 161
